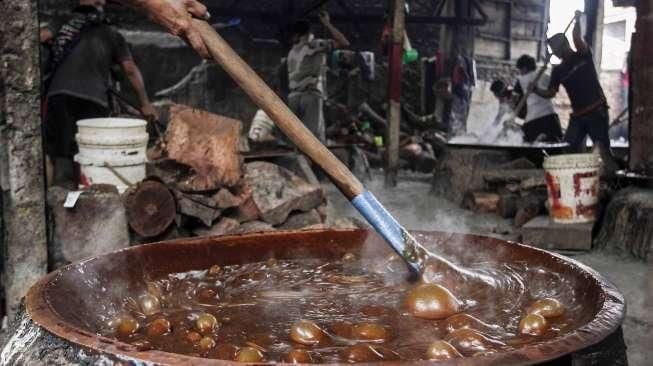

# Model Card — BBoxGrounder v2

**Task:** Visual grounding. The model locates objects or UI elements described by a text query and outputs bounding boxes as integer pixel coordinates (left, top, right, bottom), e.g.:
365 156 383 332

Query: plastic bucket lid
77 118 147 129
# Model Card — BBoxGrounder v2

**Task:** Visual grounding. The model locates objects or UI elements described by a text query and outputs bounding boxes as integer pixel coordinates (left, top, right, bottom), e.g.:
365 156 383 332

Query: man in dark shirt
45 0 157 185
533 11 611 158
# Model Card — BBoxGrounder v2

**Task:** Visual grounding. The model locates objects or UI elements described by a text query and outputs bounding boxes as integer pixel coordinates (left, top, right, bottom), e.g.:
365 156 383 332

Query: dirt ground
325 170 652 366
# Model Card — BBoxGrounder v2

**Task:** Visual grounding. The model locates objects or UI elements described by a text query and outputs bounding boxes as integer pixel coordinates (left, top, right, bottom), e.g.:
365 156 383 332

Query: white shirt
517 71 557 122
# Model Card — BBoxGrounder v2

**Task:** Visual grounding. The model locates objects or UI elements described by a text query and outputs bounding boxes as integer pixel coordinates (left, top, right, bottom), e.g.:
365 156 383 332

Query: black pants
45 95 108 158
565 106 611 153
522 113 564 143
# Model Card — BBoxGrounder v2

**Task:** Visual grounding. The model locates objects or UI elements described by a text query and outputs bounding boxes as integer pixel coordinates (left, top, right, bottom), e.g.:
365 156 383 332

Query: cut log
483 169 544 185
194 217 240 237
462 191 500 213
520 176 547 191
48 186 130 269
228 221 276 235
244 162 324 225
227 183 262 223
504 183 521 194
499 157 536 170
213 188 243 209
316 203 328 222
515 194 546 227
165 104 243 191
300 223 328 230
595 188 653 261
124 180 176 238
278 210 323 230
174 191 222 227
498 193 519 218
146 159 195 190
433 148 511 204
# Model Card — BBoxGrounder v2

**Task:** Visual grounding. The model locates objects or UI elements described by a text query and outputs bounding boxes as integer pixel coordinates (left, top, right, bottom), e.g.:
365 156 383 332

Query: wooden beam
507 0 513 60
386 0 405 187
205 7 487 25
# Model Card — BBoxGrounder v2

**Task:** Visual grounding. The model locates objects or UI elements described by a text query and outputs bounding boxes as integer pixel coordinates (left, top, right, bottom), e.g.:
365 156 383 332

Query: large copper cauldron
24 230 625 365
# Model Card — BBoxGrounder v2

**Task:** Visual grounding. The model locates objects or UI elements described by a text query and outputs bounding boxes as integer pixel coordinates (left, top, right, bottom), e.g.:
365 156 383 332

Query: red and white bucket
543 153 601 224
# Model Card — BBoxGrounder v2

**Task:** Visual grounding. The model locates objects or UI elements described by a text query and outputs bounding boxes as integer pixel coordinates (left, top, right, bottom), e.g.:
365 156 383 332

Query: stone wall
0 0 48 318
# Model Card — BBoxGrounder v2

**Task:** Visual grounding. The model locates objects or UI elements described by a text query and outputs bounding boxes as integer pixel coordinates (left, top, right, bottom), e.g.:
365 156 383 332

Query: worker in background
39 23 55 77
532 11 613 163
44 0 157 186
489 80 516 127
483 80 521 143
286 11 350 143
513 55 563 143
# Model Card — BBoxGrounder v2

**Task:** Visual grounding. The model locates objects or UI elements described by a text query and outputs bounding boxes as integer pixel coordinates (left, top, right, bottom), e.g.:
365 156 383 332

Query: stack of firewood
125 104 330 242
461 158 549 227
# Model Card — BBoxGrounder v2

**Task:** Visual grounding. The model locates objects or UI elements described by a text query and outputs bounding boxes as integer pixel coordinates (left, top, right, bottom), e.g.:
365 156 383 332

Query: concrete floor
324 170 652 366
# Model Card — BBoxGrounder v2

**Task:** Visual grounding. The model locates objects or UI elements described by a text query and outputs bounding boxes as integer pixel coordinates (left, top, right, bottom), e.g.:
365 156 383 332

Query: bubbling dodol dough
290 320 329 346
284 349 314 363
425 340 463 360
107 258 572 362
528 298 565 318
404 283 461 319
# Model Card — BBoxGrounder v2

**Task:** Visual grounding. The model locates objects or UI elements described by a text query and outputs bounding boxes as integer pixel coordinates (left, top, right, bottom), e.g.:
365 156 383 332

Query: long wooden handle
193 20 364 199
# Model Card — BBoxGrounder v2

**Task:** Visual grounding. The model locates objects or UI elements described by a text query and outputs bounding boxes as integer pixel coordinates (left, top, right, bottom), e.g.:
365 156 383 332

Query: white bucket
543 153 601 224
74 118 149 193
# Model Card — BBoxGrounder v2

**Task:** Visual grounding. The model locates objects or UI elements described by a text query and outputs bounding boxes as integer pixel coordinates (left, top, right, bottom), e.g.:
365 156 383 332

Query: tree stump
462 191 500 213
595 188 653 261
124 180 176 238
432 148 510 204
48 186 130 269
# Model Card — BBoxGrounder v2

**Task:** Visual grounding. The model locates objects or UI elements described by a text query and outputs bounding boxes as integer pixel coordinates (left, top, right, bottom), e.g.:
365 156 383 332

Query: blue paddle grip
351 191 407 256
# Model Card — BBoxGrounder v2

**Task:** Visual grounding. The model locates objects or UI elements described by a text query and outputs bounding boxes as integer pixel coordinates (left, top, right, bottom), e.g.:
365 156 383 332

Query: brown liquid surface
101 256 584 362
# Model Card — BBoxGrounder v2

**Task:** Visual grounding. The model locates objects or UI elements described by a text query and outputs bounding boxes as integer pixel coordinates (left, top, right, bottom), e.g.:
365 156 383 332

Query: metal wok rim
26 229 625 365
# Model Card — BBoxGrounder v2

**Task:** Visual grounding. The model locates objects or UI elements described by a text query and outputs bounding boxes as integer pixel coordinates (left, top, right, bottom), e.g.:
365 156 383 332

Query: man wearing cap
532 11 612 159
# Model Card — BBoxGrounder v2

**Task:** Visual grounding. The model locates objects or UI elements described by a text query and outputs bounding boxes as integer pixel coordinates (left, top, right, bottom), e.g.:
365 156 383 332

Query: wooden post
386 0 405 187
630 0 653 176
0 0 48 317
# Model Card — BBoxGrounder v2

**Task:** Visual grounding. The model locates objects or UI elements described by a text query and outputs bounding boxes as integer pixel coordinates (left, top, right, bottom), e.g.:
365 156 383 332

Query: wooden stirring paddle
192 20 427 277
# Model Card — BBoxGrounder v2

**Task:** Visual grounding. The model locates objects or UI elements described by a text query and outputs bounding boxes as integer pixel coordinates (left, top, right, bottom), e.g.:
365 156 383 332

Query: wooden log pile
461 158 548 227
127 104 327 241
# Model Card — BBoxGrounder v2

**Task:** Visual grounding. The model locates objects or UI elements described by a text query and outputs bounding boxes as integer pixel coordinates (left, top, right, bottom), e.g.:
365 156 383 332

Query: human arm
319 11 350 49
532 86 557 99
513 81 527 119
573 10 589 54
121 60 158 121
114 0 211 58
531 70 558 99
122 63 157 122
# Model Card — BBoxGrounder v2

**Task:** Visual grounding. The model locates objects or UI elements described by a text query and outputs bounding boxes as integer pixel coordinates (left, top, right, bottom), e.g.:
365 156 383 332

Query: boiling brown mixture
104 255 583 362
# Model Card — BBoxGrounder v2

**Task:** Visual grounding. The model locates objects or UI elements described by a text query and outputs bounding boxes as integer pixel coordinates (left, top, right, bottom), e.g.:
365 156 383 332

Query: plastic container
74 118 148 193
543 153 601 224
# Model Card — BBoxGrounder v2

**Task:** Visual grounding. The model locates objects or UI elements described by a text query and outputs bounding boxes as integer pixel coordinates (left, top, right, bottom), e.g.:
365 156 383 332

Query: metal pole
385 0 405 187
